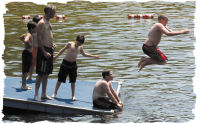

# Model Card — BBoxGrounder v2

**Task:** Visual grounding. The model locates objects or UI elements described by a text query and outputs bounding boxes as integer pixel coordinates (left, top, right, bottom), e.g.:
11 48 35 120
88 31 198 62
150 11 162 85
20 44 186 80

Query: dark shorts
22 50 32 73
36 46 54 75
142 44 168 62
93 97 118 110
58 59 77 83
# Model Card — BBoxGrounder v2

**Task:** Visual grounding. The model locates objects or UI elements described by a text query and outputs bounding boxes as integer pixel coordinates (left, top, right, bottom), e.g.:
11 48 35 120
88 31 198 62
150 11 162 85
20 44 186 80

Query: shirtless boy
26 15 42 81
34 5 56 101
92 70 123 110
138 14 189 72
52 35 100 101
20 21 37 90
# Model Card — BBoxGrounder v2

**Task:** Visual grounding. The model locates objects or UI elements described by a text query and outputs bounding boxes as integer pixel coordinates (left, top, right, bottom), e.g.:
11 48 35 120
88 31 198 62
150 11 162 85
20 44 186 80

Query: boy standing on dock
92 70 123 110
138 14 189 72
26 15 42 81
34 5 56 101
52 35 100 101
20 21 37 90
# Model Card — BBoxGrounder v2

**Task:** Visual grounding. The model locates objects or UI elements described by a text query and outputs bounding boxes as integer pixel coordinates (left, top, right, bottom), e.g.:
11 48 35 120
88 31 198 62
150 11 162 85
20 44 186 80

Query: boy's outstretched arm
160 24 190 36
80 47 100 58
54 43 70 60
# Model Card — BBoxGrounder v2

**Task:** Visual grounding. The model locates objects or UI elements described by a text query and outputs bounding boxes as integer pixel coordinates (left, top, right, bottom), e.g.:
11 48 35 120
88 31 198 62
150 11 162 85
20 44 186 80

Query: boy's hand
182 29 189 34
119 101 124 107
45 52 51 58
95 55 100 59
117 103 123 111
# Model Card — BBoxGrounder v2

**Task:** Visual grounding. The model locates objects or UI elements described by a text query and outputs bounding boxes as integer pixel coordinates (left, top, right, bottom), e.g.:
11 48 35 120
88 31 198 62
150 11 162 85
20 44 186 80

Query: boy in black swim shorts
92 70 123 111
20 21 37 90
34 5 56 101
36 46 54 75
52 35 100 101
57 60 77 84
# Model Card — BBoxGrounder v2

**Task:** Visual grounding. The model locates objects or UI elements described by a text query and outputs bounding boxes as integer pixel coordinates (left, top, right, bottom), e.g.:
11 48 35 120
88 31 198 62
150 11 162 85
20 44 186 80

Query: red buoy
56 15 65 20
128 14 154 19
22 15 31 19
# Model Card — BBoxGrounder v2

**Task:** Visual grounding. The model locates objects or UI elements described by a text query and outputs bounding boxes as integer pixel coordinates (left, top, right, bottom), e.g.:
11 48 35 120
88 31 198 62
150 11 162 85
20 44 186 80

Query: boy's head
33 15 42 24
158 14 168 26
102 69 113 80
76 35 85 45
44 5 56 19
27 21 37 33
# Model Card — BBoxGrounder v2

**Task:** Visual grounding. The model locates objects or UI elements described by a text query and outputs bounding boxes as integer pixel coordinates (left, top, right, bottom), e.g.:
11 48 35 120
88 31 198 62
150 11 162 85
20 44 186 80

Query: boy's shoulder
152 23 164 31
67 41 74 46
65 41 74 47
154 23 164 27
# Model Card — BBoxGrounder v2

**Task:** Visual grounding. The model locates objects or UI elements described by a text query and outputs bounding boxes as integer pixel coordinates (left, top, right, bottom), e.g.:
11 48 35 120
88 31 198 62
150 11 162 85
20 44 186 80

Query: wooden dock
3 77 122 115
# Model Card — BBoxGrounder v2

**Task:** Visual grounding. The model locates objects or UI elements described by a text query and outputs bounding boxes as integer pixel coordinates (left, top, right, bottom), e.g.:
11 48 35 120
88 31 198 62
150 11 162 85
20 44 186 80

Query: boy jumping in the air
138 14 189 72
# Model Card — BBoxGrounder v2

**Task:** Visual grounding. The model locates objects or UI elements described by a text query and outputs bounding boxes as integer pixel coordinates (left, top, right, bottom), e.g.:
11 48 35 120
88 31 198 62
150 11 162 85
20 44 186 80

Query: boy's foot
72 96 76 101
138 57 146 72
138 61 146 72
21 85 32 90
34 96 41 101
138 57 146 68
41 95 53 100
51 93 57 98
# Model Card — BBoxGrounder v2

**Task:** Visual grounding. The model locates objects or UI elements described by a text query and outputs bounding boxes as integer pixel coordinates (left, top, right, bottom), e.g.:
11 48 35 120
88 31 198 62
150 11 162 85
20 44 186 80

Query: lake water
2 1 195 123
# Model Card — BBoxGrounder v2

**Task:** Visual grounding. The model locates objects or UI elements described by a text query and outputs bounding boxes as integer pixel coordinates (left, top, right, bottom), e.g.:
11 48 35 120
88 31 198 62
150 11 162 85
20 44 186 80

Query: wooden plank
3 77 122 115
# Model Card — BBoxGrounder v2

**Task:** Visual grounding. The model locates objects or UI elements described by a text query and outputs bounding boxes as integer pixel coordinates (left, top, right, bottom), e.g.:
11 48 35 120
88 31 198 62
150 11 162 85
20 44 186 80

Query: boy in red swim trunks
138 14 189 72
52 35 100 101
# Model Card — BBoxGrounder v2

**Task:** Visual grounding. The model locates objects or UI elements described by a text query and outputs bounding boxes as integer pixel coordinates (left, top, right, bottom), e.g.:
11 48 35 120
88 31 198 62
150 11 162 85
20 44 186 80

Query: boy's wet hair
158 14 168 21
102 69 112 78
33 15 41 23
76 35 85 44
27 21 37 32
44 5 56 14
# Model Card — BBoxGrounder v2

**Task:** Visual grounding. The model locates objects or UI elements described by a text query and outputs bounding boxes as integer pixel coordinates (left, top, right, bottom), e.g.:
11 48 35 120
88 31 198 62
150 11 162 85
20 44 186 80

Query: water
3 1 195 123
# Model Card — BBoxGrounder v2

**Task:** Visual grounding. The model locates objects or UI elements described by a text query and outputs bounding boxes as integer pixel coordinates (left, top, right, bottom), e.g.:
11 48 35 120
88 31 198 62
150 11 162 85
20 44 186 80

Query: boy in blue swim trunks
52 35 100 101
138 14 189 72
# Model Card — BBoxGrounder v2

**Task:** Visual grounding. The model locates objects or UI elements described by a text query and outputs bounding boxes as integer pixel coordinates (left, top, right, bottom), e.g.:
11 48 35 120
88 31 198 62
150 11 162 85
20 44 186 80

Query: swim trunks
142 44 168 62
58 59 77 83
93 97 118 110
36 46 54 75
22 50 32 73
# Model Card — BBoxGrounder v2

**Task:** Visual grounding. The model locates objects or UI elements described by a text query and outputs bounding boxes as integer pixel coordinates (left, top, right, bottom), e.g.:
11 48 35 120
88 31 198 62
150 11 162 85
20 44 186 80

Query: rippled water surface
3 1 195 123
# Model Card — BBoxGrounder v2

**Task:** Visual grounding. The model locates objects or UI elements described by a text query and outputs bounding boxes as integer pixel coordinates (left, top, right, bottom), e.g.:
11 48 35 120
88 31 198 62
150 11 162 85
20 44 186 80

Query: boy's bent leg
93 97 118 110
138 58 158 72
138 58 167 71
52 81 62 98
